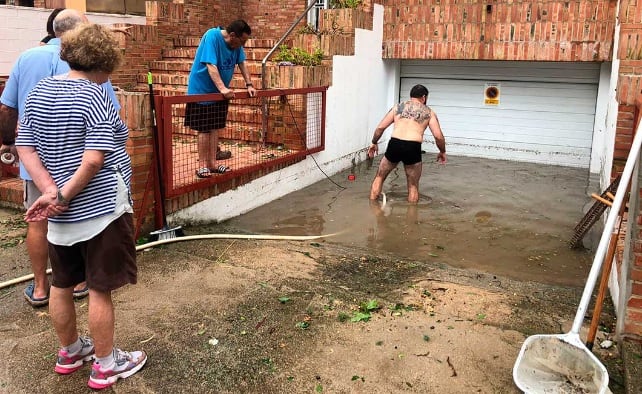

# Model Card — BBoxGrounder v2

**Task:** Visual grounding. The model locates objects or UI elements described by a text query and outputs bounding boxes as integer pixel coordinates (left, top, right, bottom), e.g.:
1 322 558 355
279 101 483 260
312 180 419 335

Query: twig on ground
0 288 15 299
216 240 237 264
446 356 457 377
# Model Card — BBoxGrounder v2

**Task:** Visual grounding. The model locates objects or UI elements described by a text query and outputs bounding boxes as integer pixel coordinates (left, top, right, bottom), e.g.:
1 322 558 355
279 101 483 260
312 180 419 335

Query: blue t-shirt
187 27 246 95
0 38 120 180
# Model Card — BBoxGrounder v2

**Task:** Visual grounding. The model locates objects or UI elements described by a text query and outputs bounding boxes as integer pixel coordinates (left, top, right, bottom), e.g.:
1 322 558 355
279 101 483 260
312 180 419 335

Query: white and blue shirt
16 77 132 223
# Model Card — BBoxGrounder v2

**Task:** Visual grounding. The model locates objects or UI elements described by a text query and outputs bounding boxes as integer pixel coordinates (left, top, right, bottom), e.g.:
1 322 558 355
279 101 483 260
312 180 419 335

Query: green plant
350 299 380 322
274 45 324 66
330 0 362 8
299 22 344 37
298 23 318 35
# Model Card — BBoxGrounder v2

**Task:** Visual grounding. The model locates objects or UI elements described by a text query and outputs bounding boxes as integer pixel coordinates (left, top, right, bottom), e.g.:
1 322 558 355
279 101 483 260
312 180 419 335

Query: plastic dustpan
513 332 609 393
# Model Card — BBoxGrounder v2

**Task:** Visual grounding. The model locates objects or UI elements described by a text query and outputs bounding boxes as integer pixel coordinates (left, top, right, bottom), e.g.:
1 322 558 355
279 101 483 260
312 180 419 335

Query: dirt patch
0 208 625 393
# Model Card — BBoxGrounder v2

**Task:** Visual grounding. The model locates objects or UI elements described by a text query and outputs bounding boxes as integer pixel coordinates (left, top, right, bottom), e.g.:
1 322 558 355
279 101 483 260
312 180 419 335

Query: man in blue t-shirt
185 19 257 178
0 9 120 307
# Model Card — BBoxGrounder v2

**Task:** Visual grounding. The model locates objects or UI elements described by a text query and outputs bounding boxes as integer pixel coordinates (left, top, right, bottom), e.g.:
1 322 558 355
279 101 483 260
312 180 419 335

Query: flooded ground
208 155 598 288
1 155 627 393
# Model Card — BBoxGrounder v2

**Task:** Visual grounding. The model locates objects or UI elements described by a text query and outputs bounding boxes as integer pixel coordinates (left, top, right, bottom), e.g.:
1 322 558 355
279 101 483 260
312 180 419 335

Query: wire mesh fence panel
158 87 327 197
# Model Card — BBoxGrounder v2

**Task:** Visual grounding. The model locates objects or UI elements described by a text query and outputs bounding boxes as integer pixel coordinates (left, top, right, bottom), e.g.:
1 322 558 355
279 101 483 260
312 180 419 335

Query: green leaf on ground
360 299 380 312
278 296 291 304
351 312 371 322
295 321 310 329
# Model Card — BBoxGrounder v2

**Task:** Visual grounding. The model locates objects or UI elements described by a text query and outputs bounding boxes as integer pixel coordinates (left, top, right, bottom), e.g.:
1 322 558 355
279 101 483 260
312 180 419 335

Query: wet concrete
205 155 599 288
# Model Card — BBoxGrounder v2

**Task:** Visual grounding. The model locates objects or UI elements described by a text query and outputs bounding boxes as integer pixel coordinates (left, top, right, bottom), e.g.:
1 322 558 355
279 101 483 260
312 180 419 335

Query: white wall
0 5 145 75
171 4 396 224
590 63 614 177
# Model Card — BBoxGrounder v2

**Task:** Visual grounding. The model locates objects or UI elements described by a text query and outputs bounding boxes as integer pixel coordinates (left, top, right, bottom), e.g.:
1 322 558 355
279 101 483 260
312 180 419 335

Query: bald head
52 9 87 37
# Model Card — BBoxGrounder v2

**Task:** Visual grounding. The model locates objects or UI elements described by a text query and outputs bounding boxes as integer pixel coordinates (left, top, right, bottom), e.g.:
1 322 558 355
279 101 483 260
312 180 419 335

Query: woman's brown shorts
49 213 137 292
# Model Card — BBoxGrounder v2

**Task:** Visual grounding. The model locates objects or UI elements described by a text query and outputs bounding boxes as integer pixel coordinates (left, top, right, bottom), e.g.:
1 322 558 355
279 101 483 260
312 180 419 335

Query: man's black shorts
384 137 422 165
184 101 229 132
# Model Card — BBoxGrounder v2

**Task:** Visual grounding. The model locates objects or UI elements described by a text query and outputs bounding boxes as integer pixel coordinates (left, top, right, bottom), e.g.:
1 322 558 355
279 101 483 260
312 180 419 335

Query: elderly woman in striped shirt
16 23 146 390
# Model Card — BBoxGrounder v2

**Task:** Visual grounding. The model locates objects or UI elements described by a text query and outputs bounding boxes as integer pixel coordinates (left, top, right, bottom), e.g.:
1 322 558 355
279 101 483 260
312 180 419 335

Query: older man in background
0 9 120 307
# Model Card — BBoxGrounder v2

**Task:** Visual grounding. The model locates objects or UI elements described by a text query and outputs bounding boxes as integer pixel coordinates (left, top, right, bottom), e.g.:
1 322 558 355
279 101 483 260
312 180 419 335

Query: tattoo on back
396 101 431 123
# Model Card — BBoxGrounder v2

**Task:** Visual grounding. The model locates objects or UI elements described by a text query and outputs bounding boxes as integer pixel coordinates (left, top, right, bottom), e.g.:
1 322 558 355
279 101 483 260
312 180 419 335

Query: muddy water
211 155 598 288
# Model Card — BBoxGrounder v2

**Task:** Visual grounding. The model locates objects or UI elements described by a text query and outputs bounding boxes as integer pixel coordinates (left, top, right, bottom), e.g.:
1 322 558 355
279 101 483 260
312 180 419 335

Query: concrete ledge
622 339 642 394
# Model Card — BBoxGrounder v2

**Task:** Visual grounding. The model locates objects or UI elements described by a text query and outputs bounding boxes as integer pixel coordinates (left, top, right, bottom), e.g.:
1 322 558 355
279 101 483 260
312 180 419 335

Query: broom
147 71 184 241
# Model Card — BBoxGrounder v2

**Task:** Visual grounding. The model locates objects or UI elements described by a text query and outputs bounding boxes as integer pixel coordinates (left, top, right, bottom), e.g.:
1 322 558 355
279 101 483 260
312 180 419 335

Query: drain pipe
0 232 336 290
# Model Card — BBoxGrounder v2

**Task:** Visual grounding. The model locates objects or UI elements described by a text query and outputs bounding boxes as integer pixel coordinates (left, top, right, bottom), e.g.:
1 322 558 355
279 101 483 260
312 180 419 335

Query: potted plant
320 0 372 32
293 23 355 57
264 45 331 88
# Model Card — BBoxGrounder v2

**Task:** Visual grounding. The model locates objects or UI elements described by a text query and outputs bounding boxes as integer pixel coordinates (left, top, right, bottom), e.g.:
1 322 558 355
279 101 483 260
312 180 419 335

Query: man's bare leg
27 202 86 300
197 132 211 169
88 289 115 357
370 157 397 200
404 162 423 203
27 221 49 299
207 129 222 169
49 286 77 346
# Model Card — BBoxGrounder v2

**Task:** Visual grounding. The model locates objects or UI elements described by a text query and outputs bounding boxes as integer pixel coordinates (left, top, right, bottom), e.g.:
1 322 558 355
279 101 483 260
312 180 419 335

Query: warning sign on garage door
484 83 500 106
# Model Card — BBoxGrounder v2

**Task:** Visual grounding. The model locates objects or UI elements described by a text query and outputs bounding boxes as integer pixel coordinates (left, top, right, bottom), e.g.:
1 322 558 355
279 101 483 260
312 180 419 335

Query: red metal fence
155 86 327 198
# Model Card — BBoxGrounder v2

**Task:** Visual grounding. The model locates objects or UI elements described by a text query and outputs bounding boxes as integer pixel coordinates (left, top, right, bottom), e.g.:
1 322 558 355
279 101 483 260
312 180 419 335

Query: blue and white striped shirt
16 77 132 223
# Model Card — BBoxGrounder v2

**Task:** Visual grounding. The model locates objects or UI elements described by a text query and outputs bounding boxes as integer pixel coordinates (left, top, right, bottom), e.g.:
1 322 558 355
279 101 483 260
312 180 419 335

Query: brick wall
115 91 155 236
241 0 307 40
109 23 165 91
146 0 241 38
380 0 616 61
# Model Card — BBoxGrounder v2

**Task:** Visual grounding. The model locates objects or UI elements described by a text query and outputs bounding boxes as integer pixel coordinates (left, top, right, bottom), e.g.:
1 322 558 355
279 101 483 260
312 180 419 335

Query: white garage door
400 60 600 167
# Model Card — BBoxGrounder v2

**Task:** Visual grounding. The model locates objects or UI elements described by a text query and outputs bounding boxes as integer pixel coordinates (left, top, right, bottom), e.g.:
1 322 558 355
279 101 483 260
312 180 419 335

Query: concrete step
149 60 193 73
162 47 271 61
148 86 188 96
139 72 188 86
169 101 262 120
161 48 196 60
172 37 276 49
141 67 265 90
172 36 201 48
149 60 264 76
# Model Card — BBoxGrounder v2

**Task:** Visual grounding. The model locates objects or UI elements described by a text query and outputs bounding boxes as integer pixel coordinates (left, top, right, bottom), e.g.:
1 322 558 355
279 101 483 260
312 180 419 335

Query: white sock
94 348 116 370
63 337 82 355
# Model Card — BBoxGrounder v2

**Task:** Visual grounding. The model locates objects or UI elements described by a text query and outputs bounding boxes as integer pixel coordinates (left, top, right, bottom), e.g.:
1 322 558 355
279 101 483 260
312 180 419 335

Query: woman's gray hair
52 9 84 36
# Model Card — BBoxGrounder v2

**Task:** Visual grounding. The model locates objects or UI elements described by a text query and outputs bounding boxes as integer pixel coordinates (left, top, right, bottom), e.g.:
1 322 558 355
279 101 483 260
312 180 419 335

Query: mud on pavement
0 210 625 393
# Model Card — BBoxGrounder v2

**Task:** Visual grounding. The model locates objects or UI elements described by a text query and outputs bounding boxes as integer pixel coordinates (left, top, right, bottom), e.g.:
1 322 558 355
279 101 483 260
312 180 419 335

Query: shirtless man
367 84 447 203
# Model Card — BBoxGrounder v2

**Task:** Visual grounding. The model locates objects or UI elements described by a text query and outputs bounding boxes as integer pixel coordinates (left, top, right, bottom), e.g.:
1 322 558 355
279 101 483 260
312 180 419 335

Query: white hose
0 232 337 290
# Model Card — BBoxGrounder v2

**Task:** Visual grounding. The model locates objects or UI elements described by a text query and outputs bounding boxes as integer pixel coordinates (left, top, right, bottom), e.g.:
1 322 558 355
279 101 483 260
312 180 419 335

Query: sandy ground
0 205 625 393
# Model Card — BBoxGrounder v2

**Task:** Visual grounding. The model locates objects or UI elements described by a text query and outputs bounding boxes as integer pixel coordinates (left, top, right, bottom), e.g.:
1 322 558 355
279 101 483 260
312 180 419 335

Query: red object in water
348 174 356 181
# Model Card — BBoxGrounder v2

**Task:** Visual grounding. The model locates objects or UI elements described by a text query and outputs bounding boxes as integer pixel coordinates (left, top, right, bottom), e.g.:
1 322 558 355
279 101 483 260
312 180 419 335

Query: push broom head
149 226 185 242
